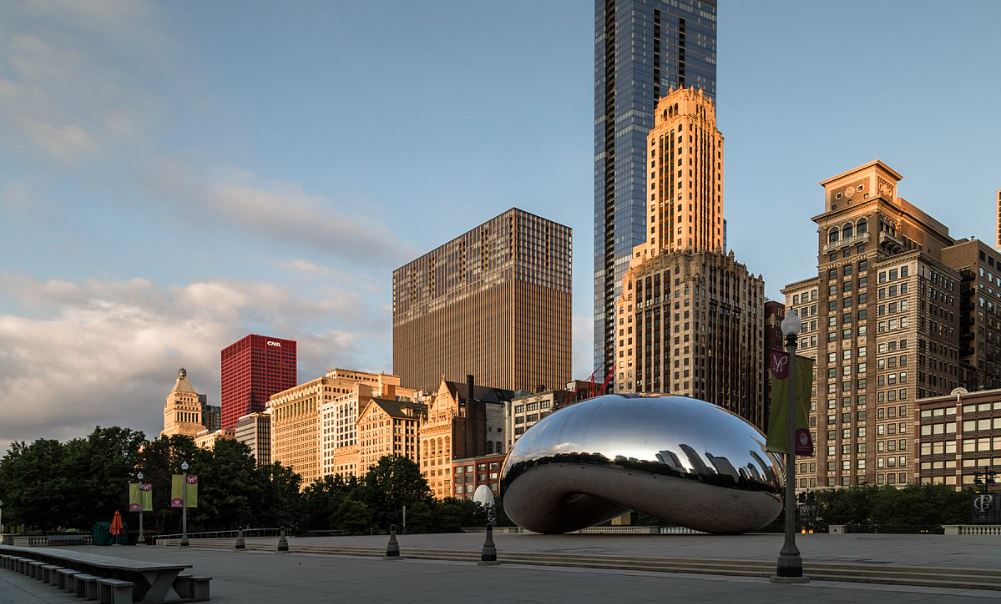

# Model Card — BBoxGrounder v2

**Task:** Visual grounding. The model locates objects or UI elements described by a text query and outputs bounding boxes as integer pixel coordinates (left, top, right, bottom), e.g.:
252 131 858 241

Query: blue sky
1 0 999 449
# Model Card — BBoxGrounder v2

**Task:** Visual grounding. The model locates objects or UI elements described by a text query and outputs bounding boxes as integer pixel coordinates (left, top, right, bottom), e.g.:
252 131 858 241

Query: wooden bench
174 573 212 601
98 578 134 604
72 572 100 599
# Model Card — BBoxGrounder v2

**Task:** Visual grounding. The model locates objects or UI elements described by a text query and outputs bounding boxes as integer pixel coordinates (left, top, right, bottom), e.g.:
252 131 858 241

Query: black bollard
235 528 246 550
385 525 400 559
478 524 499 566
277 527 289 552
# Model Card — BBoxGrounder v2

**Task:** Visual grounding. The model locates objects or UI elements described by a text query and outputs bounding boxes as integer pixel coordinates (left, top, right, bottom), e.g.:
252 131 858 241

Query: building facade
916 388 1001 490
234 411 271 466
780 160 998 490
357 398 427 473
940 239 1001 392
393 208 572 393
594 0 718 385
270 369 409 485
419 377 512 499
614 88 765 428
451 453 506 500
508 388 583 450
162 368 211 438
220 334 297 430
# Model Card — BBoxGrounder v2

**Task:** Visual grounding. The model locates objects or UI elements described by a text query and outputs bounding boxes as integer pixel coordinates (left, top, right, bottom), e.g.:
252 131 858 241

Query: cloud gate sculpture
500 394 783 534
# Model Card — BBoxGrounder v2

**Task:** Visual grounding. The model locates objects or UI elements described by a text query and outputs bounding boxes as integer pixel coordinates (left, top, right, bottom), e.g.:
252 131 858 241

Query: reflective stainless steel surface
500 394 783 534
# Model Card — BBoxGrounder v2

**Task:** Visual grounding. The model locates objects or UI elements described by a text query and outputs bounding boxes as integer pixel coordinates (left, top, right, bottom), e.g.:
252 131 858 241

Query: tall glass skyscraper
593 0 717 382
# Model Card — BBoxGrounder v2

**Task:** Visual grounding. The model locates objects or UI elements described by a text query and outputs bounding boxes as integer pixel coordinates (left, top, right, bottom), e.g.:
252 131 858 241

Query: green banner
171 474 198 508
766 349 814 454
129 483 152 512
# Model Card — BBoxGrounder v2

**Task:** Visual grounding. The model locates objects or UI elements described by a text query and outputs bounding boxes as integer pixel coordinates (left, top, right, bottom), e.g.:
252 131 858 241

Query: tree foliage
811 484 969 528
0 429 488 535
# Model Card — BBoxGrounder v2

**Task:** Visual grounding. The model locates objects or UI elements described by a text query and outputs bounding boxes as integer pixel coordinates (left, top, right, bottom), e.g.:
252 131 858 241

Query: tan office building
270 369 410 485
781 159 1001 490
357 398 427 473
614 87 765 428
393 208 572 393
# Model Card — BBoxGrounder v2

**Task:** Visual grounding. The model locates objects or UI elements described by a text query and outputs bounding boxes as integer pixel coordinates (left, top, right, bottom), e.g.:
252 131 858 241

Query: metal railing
154 528 282 542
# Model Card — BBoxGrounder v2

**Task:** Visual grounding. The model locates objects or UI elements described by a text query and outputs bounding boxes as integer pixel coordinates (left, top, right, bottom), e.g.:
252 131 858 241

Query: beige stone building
780 159 1001 489
916 388 1001 490
420 377 512 499
393 208 572 393
161 368 211 438
270 368 415 484
614 87 765 428
194 428 232 449
357 398 427 473
508 388 582 449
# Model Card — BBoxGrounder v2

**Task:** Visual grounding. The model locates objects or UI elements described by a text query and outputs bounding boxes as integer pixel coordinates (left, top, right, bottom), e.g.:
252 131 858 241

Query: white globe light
780 309 802 337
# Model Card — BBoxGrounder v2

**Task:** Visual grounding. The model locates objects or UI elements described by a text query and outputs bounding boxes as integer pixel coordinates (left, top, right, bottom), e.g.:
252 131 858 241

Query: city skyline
2 0 1001 452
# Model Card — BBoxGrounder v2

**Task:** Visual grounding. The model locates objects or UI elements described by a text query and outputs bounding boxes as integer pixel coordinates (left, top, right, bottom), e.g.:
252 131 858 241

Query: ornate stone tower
614 87 766 430
161 368 205 438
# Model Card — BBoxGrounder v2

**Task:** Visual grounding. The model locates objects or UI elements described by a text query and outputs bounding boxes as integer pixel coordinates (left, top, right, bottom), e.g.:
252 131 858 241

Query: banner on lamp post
171 474 198 508
765 348 814 456
129 483 153 512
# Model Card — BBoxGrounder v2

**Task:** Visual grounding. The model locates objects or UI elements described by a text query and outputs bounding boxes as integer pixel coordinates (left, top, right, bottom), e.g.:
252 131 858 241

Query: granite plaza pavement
2 533 999 603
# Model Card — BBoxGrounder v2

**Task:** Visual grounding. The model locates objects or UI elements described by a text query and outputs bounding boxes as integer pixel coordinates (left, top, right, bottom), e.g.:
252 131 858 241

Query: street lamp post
1 499 4 538
774 309 806 582
180 461 189 547
136 472 146 545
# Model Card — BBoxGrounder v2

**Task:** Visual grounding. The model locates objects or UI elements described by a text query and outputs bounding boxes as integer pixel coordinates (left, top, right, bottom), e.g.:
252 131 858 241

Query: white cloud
0 274 388 454
143 159 416 267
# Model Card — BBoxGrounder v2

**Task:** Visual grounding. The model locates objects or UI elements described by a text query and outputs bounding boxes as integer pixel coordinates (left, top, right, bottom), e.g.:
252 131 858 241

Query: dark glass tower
593 0 717 382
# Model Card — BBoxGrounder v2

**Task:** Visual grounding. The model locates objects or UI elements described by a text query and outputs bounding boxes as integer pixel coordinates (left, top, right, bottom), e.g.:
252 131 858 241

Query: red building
220 334 297 430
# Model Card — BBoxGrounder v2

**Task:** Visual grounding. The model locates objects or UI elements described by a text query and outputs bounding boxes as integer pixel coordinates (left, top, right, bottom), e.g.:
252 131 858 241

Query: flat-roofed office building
393 208 572 393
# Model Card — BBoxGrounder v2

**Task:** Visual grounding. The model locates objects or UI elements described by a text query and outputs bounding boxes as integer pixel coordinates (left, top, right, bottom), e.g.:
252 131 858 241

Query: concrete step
163 541 998 591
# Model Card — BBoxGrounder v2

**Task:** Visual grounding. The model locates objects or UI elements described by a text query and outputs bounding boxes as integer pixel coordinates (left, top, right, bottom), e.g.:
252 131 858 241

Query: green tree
404 501 434 533
336 498 372 534
362 456 432 530
253 462 303 529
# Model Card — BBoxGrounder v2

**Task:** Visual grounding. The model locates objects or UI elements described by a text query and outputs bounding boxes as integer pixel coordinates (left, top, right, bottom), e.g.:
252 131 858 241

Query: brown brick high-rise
392 208 572 393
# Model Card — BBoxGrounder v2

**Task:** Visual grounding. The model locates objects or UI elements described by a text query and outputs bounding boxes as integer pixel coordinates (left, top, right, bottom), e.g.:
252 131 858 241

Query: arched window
496 441 503 454
828 228 839 243
842 222 853 239
486 441 494 454
857 218 868 235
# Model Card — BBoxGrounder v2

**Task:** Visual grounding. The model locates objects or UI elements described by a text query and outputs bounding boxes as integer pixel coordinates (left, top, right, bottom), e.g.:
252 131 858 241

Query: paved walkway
247 532 1001 568
2 544 997 603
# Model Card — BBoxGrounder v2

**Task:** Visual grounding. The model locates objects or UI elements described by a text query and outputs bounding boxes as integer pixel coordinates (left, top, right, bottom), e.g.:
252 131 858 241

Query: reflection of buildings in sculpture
420 376 512 500
782 161 1001 490
234 411 271 466
357 398 427 473
162 368 216 438
508 385 586 450
614 88 765 430
501 394 782 535
451 453 506 500
916 387 1001 490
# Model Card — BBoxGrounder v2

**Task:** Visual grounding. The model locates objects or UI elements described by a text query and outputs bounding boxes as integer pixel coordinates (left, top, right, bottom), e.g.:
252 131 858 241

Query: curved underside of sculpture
500 394 784 534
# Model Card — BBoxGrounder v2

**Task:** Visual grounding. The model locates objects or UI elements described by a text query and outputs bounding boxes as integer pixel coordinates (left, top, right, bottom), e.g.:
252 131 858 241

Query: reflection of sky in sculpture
503 394 779 485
